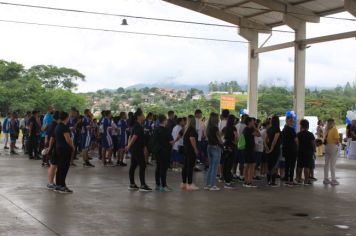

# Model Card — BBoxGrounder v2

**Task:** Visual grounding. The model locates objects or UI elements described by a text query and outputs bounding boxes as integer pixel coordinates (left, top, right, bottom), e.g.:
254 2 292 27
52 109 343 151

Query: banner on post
220 95 236 110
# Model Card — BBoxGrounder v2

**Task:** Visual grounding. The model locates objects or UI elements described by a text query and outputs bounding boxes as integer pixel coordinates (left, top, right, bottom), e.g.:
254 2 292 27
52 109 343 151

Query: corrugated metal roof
164 0 349 30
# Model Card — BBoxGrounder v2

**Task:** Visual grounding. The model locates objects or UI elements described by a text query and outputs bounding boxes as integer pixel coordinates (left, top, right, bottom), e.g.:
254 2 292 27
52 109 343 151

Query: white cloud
0 0 355 92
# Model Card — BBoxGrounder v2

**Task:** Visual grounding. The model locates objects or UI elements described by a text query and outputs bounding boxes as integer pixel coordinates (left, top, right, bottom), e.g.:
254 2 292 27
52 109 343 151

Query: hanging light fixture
121 19 128 26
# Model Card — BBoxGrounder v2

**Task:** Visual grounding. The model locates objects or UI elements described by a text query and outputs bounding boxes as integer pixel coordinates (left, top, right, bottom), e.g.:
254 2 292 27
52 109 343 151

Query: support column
239 28 259 117
345 0 356 18
293 22 306 129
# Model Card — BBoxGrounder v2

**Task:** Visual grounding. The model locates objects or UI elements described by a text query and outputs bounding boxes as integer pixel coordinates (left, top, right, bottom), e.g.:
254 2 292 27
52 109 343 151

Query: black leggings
56 147 71 187
129 151 146 186
223 149 235 183
155 151 170 187
285 153 297 182
267 151 279 184
182 152 196 184
28 135 39 158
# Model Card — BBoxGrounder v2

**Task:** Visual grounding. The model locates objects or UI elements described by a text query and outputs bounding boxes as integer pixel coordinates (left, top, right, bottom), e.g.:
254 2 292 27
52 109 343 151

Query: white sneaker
204 186 211 190
190 184 200 191
323 179 331 185
331 180 340 186
209 186 220 191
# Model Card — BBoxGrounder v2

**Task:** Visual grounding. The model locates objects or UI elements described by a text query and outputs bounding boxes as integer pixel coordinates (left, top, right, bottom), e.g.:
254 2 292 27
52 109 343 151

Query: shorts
112 135 119 150
244 150 256 164
297 155 313 169
80 134 91 150
101 134 113 149
237 149 245 165
10 133 18 142
254 152 262 167
171 149 183 163
49 148 58 165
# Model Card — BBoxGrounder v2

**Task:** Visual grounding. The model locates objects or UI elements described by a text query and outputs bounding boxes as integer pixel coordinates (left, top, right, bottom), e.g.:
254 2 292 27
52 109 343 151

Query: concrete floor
0 146 355 236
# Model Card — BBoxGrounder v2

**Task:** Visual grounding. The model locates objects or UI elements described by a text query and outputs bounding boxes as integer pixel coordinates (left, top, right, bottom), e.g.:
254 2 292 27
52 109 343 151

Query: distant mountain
126 83 210 93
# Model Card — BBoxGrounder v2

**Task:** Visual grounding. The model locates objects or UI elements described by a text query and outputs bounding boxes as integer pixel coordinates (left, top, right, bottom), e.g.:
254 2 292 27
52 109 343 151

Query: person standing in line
260 119 271 177
242 117 261 187
55 111 75 194
101 110 114 166
46 111 59 190
204 112 223 191
144 112 154 166
316 120 324 157
181 115 200 191
281 116 298 186
253 119 264 181
296 119 316 186
235 114 249 181
3 113 11 149
219 109 230 132
171 118 185 171
153 114 174 192
111 116 120 161
9 112 20 155
81 109 95 167
194 109 207 170
117 112 128 166
166 111 176 134
28 111 41 160
127 109 152 192
265 115 281 187
351 119 356 141
323 118 340 186
221 115 238 189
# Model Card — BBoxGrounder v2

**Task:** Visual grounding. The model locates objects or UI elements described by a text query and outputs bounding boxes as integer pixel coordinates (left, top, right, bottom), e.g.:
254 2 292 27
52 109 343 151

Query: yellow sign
220 95 236 110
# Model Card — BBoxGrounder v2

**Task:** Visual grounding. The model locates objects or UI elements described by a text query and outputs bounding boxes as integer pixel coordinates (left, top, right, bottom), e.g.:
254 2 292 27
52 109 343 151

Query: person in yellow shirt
323 119 340 186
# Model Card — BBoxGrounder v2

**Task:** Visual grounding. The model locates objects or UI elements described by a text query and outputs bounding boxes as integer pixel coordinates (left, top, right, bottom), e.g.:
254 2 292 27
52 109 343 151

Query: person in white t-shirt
253 119 264 180
171 118 186 171
195 109 206 169
234 114 249 181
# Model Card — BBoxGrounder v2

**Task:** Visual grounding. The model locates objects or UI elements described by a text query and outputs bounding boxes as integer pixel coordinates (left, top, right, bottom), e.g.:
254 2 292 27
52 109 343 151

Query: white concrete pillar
239 28 259 117
293 22 306 129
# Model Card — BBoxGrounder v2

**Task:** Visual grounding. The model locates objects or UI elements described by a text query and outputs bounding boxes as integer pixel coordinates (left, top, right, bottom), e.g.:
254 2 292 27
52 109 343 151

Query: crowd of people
0 106 352 194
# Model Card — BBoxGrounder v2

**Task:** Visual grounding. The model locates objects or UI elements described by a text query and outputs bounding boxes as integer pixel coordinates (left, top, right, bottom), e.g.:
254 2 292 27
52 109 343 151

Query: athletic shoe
270 183 279 187
83 162 95 167
155 185 161 191
209 186 220 191
310 177 318 181
224 183 235 189
304 181 312 186
323 179 331 185
249 184 257 188
160 186 172 192
4 146 9 149
57 187 73 194
120 162 127 167
243 183 250 188
128 184 139 191
330 180 340 186
187 184 199 191
218 177 224 183
46 183 56 190
204 186 211 190
10 151 18 155
139 185 153 192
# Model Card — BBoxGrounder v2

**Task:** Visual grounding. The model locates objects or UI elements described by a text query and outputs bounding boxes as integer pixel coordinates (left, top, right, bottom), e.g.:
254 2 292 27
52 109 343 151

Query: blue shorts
254 152 262 167
171 149 183 163
80 134 91 150
101 133 113 149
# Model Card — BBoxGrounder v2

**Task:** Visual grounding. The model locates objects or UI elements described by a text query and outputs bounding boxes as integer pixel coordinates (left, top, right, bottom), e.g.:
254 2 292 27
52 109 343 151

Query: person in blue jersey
127 109 152 192
144 112 154 165
81 109 95 167
42 106 54 145
111 116 120 162
100 110 114 166
9 112 20 155
117 112 128 166
3 113 11 149
97 110 106 160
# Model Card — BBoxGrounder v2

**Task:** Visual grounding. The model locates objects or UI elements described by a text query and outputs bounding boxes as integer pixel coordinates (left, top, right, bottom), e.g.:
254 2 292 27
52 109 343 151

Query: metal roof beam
345 0 356 18
249 0 320 23
163 0 271 33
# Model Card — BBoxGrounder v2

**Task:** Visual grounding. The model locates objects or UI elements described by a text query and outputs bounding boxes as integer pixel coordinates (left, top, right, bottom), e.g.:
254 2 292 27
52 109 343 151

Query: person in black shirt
222 115 237 188
166 110 176 134
181 115 200 191
126 109 152 192
46 111 59 190
296 119 316 185
265 115 281 187
351 120 356 141
281 116 298 185
242 117 261 187
152 114 174 192
55 112 75 194
28 110 41 160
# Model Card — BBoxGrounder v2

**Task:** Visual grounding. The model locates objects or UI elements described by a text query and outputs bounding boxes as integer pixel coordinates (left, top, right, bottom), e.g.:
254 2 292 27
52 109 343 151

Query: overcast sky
0 0 355 92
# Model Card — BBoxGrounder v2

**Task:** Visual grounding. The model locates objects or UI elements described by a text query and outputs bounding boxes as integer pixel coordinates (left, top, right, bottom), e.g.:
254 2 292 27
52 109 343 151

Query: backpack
237 134 246 150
